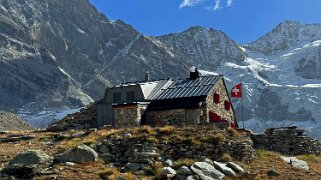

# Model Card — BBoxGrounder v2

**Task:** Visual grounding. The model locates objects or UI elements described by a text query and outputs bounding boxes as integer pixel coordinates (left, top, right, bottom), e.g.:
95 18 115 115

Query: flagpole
241 82 245 129
241 79 244 129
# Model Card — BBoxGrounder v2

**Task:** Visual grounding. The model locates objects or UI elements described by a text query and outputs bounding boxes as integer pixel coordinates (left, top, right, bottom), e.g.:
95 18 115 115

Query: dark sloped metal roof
155 75 222 100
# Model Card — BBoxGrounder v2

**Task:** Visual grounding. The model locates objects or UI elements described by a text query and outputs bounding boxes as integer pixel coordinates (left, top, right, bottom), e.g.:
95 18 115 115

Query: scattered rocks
281 156 309 171
161 167 177 175
213 161 236 176
2 150 53 178
124 133 132 139
55 144 98 163
226 162 244 173
252 127 321 156
191 162 225 180
0 134 35 143
164 159 173 167
267 169 280 176
203 158 214 166
177 166 193 176
126 163 141 171
47 103 97 132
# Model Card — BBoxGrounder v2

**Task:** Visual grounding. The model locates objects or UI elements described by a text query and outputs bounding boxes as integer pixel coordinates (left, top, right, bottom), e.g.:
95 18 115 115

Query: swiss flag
231 83 242 98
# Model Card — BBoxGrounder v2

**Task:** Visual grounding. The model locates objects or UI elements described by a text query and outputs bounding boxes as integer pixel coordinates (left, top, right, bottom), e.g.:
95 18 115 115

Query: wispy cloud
226 0 233 7
206 0 221 11
179 0 203 8
180 0 233 11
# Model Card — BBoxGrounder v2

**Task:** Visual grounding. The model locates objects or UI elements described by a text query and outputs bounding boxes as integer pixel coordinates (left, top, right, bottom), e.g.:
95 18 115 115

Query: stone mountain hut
96 69 238 129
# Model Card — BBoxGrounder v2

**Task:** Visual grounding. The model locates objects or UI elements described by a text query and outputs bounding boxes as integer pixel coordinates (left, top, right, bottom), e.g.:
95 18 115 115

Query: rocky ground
0 126 320 179
47 102 97 132
0 111 34 131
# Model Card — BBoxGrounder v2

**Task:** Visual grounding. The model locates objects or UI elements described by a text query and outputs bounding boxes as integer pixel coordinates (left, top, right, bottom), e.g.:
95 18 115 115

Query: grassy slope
0 127 321 179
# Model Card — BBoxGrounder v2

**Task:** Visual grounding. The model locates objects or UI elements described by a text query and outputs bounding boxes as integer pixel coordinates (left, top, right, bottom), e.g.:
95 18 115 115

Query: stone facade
114 104 147 128
251 127 321 155
145 79 236 128
204 80 236 127
146 108 204 126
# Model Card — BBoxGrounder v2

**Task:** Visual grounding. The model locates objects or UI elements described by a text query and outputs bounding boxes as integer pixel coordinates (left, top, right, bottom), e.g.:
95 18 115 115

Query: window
126 91 135 101
113 92 121 102
213 93 220 104
224 100 231 111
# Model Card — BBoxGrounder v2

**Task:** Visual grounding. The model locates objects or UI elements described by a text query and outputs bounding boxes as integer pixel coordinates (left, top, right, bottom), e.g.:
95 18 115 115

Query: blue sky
90 0 321 43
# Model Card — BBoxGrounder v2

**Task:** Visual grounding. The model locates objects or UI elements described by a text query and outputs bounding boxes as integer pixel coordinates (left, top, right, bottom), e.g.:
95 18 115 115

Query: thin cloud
226 0 233 7
206 0 221 11
181 0 233 11
179 0 203 8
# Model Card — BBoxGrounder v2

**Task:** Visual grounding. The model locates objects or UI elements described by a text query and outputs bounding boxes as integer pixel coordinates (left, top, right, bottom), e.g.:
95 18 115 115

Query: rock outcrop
0 111 33 131
2 150 53 178
55 144 98 163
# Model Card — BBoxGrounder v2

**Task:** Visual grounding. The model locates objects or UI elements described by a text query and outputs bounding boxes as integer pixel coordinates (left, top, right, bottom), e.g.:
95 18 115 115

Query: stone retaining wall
96 130 255 165
251 127 321 155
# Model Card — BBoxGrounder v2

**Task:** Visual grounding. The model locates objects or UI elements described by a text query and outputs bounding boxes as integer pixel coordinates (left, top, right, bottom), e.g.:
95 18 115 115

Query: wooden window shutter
213 93 220 104
224 100 231 111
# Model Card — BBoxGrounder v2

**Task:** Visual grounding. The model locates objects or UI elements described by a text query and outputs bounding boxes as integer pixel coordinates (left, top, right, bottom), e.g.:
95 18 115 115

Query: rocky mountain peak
246 20 321 54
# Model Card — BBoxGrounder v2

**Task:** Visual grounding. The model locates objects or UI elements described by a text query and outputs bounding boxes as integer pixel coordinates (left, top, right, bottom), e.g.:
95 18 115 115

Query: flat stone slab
281 156 309 171
191 162 225 180
226 162 245 174
213 161 236 176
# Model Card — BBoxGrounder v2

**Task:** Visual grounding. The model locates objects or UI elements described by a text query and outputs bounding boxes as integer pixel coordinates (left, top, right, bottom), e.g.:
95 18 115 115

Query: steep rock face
156 27 245 71
0 0 140 111
246 21 321 55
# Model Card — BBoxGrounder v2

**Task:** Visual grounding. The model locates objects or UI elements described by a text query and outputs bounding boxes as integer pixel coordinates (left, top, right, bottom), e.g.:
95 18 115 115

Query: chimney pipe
145 71 150 81
190 67 200 80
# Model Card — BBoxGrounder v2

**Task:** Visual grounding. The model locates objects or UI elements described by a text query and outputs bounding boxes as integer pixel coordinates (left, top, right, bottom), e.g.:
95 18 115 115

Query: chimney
145 71 150 81
190 67 200 80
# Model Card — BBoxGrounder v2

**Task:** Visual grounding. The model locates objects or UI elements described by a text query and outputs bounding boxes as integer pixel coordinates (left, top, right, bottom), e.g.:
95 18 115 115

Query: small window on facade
214 93 220 104
126 91 135 101
224 100 231 111
113 92 121 102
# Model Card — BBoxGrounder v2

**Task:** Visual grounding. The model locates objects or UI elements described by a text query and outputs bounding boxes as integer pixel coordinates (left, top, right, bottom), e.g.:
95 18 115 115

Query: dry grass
147 136 159 143
57 129 121 149
218 153 232 162
156 126 174 135
173 158 196 169
97 166 121 180
234 149 321 179
226 127 240 137
152 161 163 176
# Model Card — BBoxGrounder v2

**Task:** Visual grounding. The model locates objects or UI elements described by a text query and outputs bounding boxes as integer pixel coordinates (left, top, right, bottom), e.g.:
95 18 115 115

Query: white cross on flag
231 83 242 98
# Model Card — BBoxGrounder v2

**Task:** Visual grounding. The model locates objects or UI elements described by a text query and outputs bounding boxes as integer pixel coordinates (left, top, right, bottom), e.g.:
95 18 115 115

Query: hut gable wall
204 79 236 127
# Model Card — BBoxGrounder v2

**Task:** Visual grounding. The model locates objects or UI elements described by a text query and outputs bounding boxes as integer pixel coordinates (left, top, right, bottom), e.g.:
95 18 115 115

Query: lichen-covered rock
2 150 53 178
161 167 177 175
226 162 244 174
213 161 236 176
281 156 309 171
55 144 98 163
191 162 225 180
177 166 193 175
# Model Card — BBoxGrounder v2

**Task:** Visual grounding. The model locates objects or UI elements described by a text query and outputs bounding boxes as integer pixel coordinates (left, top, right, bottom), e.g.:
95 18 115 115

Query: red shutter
214 93 220 104
209 111 222 122
224 100 231 111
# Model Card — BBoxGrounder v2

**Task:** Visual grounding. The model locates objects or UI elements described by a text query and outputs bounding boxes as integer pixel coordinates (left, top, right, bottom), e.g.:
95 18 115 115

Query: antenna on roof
145 71 150 82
